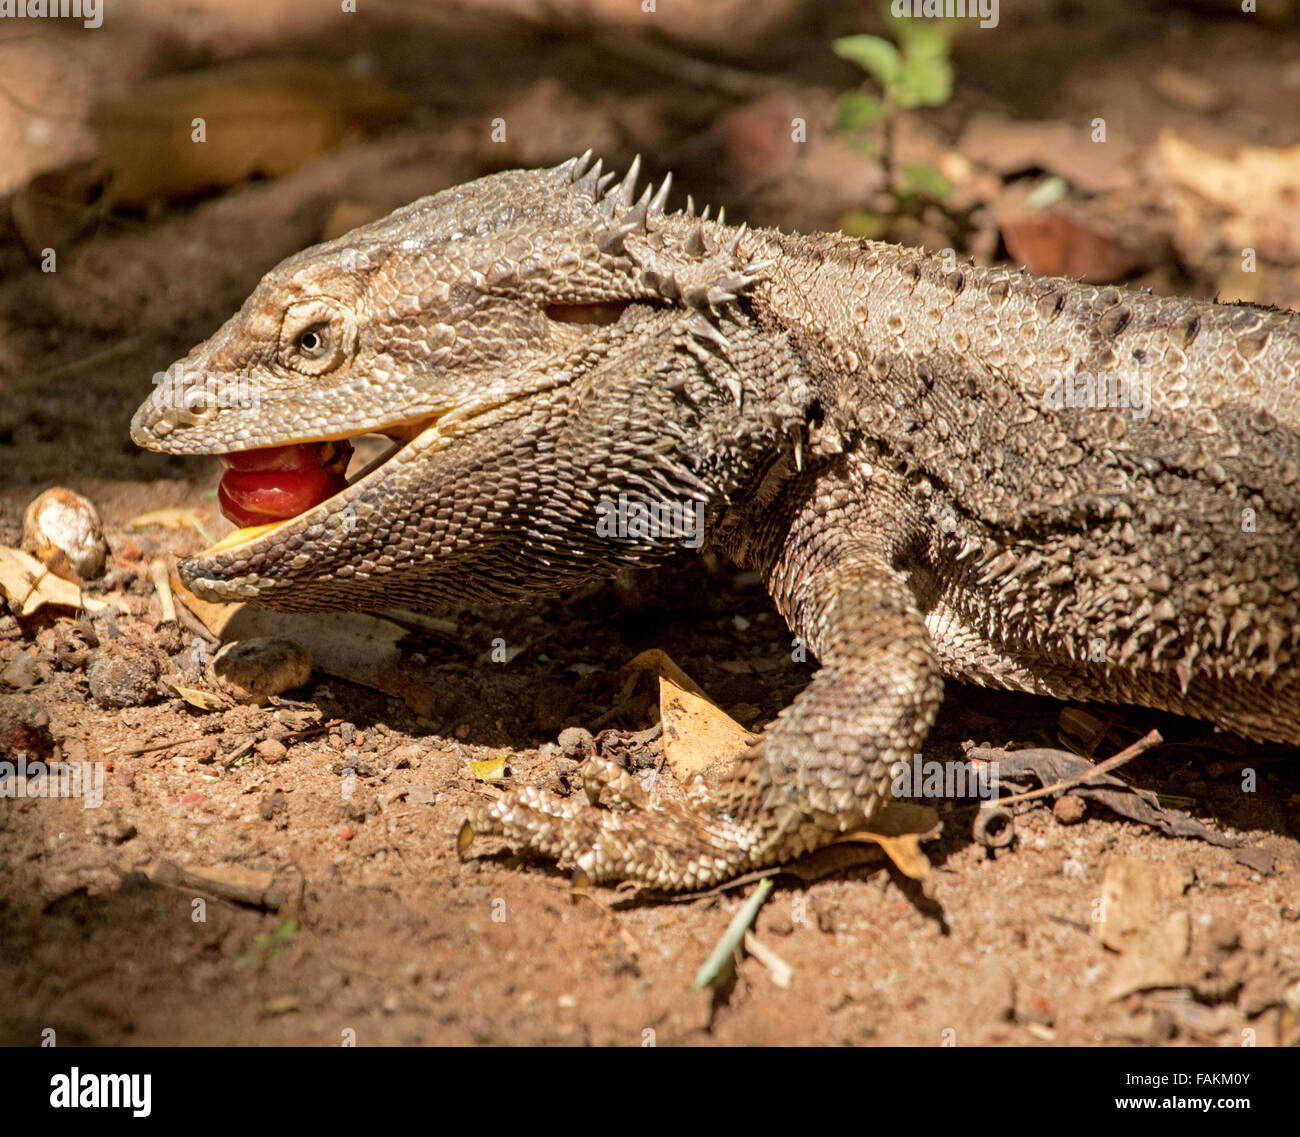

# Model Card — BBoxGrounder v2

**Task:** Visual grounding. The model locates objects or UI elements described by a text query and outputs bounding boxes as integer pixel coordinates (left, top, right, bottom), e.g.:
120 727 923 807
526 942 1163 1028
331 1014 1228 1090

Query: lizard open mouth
201 430 414 556
196 411 454 558
217 440 354 528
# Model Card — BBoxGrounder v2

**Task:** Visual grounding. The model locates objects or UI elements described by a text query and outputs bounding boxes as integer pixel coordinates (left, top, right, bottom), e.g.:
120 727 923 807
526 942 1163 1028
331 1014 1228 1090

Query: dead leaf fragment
658 672 757 781
91 59 411 207
470 755 508 782
835 801 941 880
173 577 437 714
166 681 227 712
0 546 107 616
1099 856 1193 1000
1159 132 1300 265
129 507 216 535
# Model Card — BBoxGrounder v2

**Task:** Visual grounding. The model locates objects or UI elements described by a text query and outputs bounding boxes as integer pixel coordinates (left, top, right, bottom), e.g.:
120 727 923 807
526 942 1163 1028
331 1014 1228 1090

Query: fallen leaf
0 545 107 616
129 507 217 534
960 113 1137 194
91 59 411 207
834 801 941 880
658 672 757 781
172 577 438 715
166 681 227 711
1100 856 1193 949
1000 212 1145 283
470 755 508 782
1158 132 1300 266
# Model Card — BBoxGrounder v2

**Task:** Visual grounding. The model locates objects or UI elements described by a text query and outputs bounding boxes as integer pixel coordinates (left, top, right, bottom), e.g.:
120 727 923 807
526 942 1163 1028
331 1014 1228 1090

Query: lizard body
132 155 1300 889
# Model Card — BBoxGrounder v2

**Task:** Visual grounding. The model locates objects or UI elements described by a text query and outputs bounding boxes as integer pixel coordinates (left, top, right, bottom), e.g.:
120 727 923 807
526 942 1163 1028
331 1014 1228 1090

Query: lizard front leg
460 532 946 891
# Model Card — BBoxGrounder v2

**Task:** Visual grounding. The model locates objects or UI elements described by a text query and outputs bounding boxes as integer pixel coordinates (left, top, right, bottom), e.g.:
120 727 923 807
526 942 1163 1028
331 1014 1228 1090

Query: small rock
87 646 160 708
555 755 580 794
1207 917 1240 953
212 637 312 704
23 487 108 580
764 910 795 936
1052 794 1087 824
2 649 47 690
192 738 220 764
0 695 54 761
557 726 594 757
255 738 288 763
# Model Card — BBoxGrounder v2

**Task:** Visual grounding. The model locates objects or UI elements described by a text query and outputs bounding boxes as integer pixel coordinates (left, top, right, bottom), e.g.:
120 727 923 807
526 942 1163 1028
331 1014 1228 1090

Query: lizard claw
459 760 769 891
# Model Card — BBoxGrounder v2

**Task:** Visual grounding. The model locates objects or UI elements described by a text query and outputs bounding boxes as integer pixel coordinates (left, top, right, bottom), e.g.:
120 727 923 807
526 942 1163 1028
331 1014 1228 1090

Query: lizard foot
459 755 771 891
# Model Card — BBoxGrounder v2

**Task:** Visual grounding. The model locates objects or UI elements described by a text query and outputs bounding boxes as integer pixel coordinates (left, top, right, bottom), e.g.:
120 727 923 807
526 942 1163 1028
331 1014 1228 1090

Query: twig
987 729 1164 810
149 558 176 624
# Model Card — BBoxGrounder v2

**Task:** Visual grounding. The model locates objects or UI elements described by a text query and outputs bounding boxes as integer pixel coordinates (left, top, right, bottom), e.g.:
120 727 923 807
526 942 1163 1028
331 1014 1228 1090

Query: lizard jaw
194 418 433 558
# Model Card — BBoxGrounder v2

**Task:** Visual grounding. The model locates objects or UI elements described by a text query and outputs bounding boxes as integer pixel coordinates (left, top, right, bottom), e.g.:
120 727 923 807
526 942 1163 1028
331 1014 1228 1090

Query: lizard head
129 154 783 609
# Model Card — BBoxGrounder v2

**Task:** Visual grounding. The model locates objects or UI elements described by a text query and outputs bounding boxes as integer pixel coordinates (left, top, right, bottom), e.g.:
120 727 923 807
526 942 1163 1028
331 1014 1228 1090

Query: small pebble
557 726 594 757
87 646 160 708
1052 795 1087 824
255 738 288 763
213 637 312 703
2 649 47 690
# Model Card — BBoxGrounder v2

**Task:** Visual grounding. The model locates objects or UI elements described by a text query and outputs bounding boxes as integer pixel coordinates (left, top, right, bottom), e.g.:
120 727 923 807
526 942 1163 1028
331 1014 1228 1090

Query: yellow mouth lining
201 522 284 554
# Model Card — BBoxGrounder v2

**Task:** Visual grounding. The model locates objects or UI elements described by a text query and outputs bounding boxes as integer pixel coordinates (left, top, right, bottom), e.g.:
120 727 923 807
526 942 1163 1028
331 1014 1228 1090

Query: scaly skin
132 155 1300 890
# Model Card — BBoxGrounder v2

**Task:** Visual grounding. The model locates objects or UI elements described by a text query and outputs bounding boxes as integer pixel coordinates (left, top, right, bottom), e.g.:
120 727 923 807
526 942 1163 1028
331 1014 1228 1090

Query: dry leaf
91 59 411 207
1099 855 1193 951
1159 132 1300 265
618 648 709 697
166 681 227 711
834 801 942 880
470 755 508 782
172 577 438 715
0 545 107 616
658 672 757 781
999 213 1144 283
611 649 757 780
130 507 216 534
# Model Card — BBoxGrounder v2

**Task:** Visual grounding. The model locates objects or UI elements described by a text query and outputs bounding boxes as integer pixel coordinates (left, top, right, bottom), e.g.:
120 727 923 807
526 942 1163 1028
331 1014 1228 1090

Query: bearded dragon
131 154 1300 890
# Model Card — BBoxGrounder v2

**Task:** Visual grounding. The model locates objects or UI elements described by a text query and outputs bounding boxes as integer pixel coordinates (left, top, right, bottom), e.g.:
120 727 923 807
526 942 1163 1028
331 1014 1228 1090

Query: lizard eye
279 299 355 375
296 324 330 358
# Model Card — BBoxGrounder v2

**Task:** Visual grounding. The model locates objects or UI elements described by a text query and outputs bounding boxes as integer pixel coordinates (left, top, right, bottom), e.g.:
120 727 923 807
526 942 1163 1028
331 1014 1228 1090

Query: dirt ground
1 0 1298 1047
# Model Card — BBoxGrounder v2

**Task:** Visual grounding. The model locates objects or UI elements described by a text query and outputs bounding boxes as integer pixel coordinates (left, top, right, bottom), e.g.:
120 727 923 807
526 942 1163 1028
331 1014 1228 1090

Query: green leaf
1023 175 1069 212
833 34 902 87
899 21 951 61
835 91 886 131
894 55 953 108
837 209 885 239
900 163 953 199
